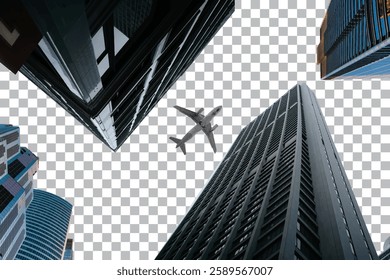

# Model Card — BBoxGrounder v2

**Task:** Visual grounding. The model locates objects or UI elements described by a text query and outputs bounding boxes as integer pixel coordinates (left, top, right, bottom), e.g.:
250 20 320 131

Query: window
350 242 356 255
0 185 13 212
240 233 249 243
0 143 5 158
378 0 390 38
113 27 129 55
214 244 225 254
224 225 233 234
244 222 254 232
220 234 230 244
346 229 351 238
296 238 301 250
247 214 256 222
254 236 282 259
0 162 5 177
227 218 236 226
231 209 240 218
234 245 247 256
6 144 19 160
250 205 260 213
4 131 18 144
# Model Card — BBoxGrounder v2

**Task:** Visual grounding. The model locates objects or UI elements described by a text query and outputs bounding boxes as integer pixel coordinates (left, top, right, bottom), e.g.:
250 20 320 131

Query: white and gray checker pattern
0 0 389 259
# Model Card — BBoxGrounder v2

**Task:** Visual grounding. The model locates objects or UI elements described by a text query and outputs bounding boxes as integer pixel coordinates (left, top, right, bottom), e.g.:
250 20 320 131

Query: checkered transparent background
0 0 389 259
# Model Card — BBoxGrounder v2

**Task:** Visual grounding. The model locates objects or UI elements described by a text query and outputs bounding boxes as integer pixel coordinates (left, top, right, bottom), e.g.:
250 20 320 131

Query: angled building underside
0 0 235 150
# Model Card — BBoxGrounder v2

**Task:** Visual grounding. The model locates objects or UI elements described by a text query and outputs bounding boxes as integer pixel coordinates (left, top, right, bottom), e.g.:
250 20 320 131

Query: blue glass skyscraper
318 0 390 79
0 124 39 260
15 189 72 260
63 238 73 260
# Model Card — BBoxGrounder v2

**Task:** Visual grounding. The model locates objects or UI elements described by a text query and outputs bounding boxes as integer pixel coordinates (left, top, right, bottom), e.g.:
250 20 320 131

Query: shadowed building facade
0 125 39 260
318 0 390 79
15 189 72 260
156 84 378 260
379 237 390 259
0 0 234 150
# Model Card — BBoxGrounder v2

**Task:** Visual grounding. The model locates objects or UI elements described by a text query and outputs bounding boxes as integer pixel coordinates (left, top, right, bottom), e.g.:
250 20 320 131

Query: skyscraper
0 0 235 150
317 0 390 79
63 238 74 260
0 124 39 260
379 237 390 260
156 84 378 260
15 189 72 260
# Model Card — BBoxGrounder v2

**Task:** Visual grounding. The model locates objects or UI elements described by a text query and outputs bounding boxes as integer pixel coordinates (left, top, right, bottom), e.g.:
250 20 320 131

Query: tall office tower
0 124 39 260
317 0 390 79
156 84 378 260
63 238 74 260
15 189 72 260
0 0 235 150
379 237 390 260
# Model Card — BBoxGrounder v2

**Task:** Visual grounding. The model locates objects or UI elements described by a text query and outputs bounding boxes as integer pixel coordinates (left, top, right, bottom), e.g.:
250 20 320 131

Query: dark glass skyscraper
379 237 390 260
156 84 378 260
0 124 39 260
318 0 390 79
0 0 234 150
15 189 72 260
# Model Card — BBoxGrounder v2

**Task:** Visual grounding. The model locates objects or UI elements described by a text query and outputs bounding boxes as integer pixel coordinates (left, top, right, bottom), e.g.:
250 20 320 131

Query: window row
250 125 272 171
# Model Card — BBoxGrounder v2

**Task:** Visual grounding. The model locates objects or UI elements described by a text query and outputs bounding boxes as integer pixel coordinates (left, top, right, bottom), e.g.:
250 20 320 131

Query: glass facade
0 124 39 260
156 84 378 260
15 189 72 260
0 0 235 150
380 247 390 259
63 238 73 260
379 237 390 259
318 0 390 79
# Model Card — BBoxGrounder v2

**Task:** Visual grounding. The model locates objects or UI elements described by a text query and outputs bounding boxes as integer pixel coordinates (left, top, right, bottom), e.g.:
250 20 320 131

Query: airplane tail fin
211 124 218 131
169 137 186 155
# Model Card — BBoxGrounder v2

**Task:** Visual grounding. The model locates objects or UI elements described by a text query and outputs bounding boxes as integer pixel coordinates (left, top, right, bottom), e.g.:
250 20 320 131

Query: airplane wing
204 124 217 153
174 105 204 124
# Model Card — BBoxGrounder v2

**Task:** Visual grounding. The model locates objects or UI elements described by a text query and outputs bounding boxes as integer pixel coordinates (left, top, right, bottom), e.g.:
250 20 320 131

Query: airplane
170 105 222 155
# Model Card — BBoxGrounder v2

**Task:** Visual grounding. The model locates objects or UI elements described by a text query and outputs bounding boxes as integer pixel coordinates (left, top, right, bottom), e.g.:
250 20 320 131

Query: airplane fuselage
200 106 222 128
